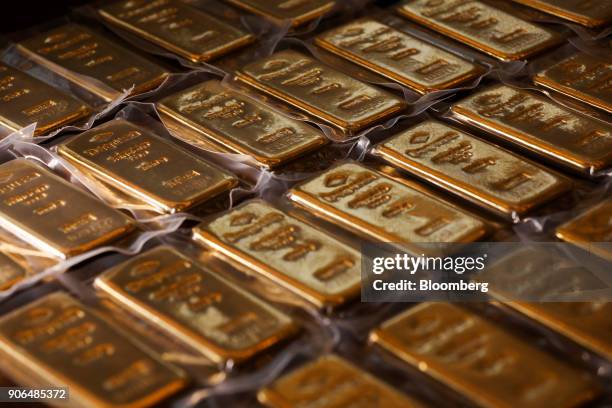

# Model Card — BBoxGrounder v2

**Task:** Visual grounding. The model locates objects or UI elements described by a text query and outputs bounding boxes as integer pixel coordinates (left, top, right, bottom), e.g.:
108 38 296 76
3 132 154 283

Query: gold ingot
225 0 335 27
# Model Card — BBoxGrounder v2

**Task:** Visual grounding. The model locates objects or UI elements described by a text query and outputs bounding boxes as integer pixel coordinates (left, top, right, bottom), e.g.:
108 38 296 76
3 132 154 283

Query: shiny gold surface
510 0 612 27
0 252 26 291
287 162 488 249
451 84 612 175
57 119 237 214
375 120 571 219
0 292 186 408
0 159 134 259
99 0 254 63
17 24 168 102
194 200 360 309
315 19 484 94
535 52 612 114
236 50 405 134
224 0 335 27
157 80 327 169
258 354 426 408
95 246 297 364
370 303 599 408
396 0 562 61
0 64 90 136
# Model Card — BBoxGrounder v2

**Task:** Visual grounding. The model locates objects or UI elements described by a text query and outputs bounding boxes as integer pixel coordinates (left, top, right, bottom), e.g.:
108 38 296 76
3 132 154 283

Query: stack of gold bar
0 0 610 407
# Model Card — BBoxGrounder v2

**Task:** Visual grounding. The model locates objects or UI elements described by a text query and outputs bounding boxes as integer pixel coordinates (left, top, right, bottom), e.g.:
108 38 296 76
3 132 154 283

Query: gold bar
0 252 26 291
287 162 488 249
157 79 328 169
225 0 335 27
236 50 405 135
95 246 297 364
194 200 360 309
0 292 186 408
451 84 612 175
0 64 90 136
99 0 254 63
374 120 571 219
17 24 169 102
556 199 612 261
370 303 599 408
258 354 426 408
315 18 484 94
57 119 238 214
510 0 612 27
0 159 134 259
396 0 562 61
535 52 612 114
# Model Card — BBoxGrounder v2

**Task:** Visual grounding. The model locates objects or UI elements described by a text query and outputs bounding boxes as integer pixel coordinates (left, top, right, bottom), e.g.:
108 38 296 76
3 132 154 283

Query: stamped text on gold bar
510 0 612 27
0 252 26 291
225 0 335 27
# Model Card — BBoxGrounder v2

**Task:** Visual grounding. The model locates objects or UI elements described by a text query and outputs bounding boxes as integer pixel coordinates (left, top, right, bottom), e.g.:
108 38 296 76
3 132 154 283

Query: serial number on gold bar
95 246 297 364
535 52 612 114
17 24 169 102
0 252 26 291
258 354 426 408
451 84 612 175
370 303 599 408
236 50 405 134
157 79 327 169
396 0 562 61
374 120 570 219
0 160 134 259
0 64 90 136
315 18 484 94
193 200 361 309
0 292 186 408
510 0 612 27
287 162 488 249
99 0 254 63
57 119 238 214
225 0 335 27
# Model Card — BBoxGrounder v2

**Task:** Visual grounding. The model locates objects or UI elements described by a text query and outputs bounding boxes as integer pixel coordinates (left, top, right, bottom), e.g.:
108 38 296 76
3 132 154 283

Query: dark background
2 0 91 34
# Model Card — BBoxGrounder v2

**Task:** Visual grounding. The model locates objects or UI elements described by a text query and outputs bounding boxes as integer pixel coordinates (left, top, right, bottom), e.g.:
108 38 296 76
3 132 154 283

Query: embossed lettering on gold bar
315 19 484 94
99 0 254 63
396 0 562 61
258 354 426 408
224 0 335 27
0 64 90 136
236 50 405 134
370 303 599 408
535 52 612 114
374 120 570 219
193 200 360 309
556 200 612 261
451 84 612 175
95 246 297 364
57 119 237 214
0 160 134 259
510 0 612 27
0 292 186 407
157 80 327 168
0 252 26 291
287 162 487 249
17 24 169 102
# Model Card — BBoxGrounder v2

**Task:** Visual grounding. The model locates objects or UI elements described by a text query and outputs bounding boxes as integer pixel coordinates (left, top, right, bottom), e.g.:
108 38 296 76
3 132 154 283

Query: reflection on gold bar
451 84 612 175
57 119 238 214
396 0 562 61
157 80 327 169
287 162 488 249
374 120 571 219
315 18 484 94
17 24 168 102
0 292 186 408
99 0 254 63
236 50 405 134
0 160 134 259
258 354 426 408
225 0 335 27
95 246 297 364
370 303 599 408
510 0 612 27
535 52 612 114
193 200 361 309
0 64 90 136
0 252 26 291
